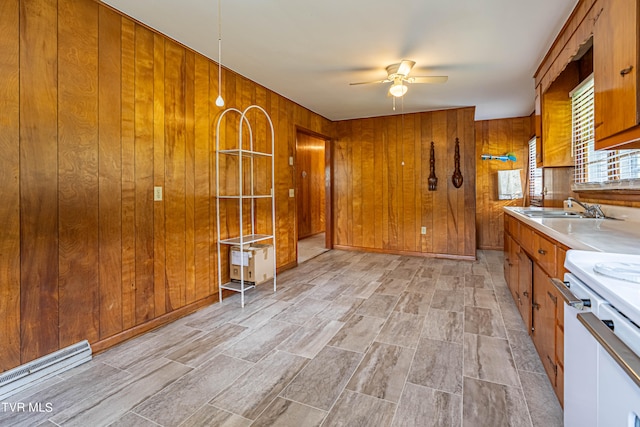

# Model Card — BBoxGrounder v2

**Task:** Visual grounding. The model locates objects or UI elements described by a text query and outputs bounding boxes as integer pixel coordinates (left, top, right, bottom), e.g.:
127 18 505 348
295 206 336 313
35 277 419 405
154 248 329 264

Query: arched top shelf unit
215 105 276 307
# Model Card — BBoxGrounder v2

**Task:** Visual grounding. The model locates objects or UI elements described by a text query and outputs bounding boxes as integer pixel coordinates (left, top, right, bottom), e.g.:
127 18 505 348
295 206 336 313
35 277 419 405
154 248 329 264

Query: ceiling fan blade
407 76 448 84
349 79 391 86
396 59 416 77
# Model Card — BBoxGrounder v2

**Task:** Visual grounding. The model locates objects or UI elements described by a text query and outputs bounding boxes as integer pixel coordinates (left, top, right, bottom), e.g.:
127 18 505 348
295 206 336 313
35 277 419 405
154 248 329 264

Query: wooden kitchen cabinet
519 224 535 256
541 62 580 167
504 235 520 303
517 250 533 331
504 212 565 405
593 0 640 148
534 233 558 278
532 263 560 395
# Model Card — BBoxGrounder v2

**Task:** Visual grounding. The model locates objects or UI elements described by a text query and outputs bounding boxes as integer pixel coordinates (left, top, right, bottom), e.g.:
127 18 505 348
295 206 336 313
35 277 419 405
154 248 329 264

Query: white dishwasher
552 250 640 427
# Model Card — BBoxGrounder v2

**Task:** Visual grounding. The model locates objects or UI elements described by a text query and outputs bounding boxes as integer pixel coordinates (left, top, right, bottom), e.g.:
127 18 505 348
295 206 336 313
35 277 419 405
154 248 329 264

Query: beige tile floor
297 233 329 264
1 250 563 427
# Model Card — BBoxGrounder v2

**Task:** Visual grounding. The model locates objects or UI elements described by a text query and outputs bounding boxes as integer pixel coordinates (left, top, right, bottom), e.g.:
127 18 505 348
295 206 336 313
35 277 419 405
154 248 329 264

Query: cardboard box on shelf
230 243 274 285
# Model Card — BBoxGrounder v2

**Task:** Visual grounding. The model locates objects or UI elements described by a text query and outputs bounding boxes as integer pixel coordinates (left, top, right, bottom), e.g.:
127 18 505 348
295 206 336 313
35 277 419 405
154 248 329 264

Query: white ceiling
101 0 578 121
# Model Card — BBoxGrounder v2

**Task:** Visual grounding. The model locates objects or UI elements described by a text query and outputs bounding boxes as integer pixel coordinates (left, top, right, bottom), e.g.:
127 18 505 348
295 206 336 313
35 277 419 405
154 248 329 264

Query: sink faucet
567 197 605 218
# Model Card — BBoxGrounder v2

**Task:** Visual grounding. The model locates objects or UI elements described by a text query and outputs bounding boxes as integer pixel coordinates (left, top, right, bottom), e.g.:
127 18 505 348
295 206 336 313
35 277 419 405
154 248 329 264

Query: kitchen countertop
504 206 640 253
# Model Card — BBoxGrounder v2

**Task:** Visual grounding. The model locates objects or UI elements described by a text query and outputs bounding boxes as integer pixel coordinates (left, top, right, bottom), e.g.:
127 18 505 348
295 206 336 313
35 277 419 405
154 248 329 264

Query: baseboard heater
0 340 92 400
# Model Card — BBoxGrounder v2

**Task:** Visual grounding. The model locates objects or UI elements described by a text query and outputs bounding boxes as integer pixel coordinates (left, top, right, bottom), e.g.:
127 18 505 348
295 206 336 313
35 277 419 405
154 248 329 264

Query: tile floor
1 250 563 427
297 233 329 264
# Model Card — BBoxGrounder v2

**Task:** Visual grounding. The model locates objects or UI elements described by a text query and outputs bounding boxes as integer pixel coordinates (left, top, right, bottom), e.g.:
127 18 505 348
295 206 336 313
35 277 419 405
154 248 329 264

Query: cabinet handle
538 249 546 255
620 66 634 76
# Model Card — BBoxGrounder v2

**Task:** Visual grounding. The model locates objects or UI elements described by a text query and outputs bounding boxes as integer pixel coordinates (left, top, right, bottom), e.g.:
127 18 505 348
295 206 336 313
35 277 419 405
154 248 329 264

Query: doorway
295 129 331 263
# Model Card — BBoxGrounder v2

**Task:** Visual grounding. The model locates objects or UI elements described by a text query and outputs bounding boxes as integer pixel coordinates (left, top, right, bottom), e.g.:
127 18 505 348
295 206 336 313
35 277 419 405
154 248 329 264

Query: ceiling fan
350 60 448 97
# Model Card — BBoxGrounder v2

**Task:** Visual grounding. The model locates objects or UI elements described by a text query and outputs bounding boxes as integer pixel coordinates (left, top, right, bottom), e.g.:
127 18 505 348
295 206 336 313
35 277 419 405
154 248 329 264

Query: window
528 137 543 199
572 75 640 190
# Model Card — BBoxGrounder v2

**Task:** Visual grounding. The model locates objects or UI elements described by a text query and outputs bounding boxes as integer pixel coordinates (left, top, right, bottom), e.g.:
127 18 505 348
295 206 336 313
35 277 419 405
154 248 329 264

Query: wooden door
296 132 326 239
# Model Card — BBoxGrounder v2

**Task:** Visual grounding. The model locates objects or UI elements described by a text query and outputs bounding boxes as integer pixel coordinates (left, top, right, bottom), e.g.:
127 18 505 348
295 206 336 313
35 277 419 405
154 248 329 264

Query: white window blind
572 75 640 190
528 137 542 198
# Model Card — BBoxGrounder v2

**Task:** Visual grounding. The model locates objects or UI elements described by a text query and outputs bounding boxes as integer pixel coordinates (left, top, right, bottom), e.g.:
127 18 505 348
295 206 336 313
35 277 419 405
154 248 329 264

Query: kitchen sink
516 209 585 218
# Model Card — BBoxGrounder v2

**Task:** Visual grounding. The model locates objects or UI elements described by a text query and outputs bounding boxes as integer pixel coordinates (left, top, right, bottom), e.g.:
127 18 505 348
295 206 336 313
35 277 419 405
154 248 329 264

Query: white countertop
504 206 640 253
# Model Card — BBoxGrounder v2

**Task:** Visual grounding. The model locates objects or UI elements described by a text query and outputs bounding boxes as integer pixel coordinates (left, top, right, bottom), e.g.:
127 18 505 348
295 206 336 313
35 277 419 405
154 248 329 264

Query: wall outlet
154 186 163 201
421 226 427 235
289 188 295 197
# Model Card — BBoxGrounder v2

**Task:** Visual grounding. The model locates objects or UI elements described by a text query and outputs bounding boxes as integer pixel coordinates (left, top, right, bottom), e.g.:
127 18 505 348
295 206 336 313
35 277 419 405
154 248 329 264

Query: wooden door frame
294 126 333 261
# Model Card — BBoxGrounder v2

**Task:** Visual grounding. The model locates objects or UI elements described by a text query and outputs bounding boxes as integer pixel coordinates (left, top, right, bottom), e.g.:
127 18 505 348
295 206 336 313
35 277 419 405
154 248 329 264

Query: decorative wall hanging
481 152 517 162
452 138 463 188
428 141 437 191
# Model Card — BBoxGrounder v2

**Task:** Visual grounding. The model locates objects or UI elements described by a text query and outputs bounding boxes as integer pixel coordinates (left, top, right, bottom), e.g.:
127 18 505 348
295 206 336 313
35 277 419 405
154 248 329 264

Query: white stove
560 250 640 427
566 250 640 326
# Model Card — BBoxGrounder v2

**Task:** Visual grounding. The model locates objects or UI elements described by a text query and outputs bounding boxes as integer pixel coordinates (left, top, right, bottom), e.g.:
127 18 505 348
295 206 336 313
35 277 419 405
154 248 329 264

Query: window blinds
528 137 542 198
572 75 640 189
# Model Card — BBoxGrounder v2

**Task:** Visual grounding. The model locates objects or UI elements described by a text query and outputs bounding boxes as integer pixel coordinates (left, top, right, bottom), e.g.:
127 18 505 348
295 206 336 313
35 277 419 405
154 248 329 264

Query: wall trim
332 245 477 261
91 295 217 354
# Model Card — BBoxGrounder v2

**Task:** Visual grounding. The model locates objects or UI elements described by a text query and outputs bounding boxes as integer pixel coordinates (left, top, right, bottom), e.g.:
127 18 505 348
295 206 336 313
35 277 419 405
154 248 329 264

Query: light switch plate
154 186 163 201
289 156 294 166
421 226 427 235
289 188 295 197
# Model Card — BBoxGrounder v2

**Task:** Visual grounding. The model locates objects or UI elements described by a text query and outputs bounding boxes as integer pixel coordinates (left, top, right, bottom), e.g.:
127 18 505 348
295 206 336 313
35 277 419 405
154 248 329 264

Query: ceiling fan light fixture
389 81 408 97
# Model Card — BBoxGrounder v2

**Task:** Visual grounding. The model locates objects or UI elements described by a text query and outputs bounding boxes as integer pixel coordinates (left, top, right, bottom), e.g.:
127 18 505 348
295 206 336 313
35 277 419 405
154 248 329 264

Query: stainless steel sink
517 209 585 219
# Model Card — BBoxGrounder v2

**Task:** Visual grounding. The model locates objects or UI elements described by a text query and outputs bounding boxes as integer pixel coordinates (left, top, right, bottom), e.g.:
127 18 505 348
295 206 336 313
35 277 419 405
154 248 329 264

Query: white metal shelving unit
215 105 276 307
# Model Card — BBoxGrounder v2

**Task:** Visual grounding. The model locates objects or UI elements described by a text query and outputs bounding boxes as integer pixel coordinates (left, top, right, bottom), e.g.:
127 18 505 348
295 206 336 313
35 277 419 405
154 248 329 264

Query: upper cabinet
593 0 640 149
541 63 580 167
535 0 640 151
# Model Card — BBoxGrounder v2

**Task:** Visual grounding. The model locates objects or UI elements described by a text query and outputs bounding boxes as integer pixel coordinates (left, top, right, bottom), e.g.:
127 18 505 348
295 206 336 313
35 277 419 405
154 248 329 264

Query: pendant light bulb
215 0 224 108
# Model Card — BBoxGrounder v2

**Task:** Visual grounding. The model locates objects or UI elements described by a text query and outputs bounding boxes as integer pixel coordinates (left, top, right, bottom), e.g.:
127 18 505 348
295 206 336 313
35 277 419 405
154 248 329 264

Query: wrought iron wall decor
428 141 437 191
452 137 463 188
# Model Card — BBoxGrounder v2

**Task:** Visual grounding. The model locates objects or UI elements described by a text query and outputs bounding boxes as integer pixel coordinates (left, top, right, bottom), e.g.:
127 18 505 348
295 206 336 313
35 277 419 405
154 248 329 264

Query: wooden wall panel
98 6 123 340
0 0 21 371
164 41 187 311
153 33 167 317
1 0 333 372
296 133 326 239
121 18 136 330
194 55 211 302
475 117 531 250
351 121 363 248
373 119 384 249
333 108 476 258
361 119 375 249
19 0 60 362
134 25 155 324
420 114 434 253
57 0 100 347
184 51 196 305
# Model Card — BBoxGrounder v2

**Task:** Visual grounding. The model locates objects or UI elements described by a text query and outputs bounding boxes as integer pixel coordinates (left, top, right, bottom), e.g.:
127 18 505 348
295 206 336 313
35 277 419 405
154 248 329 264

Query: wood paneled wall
475 117 532 250
0 0 332 372
296 133 326 239
333 108 477 258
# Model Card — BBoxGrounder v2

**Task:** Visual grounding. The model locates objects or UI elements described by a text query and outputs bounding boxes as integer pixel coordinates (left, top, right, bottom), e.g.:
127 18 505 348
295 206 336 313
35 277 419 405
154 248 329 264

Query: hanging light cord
401 95 405 166
215 0 224 107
